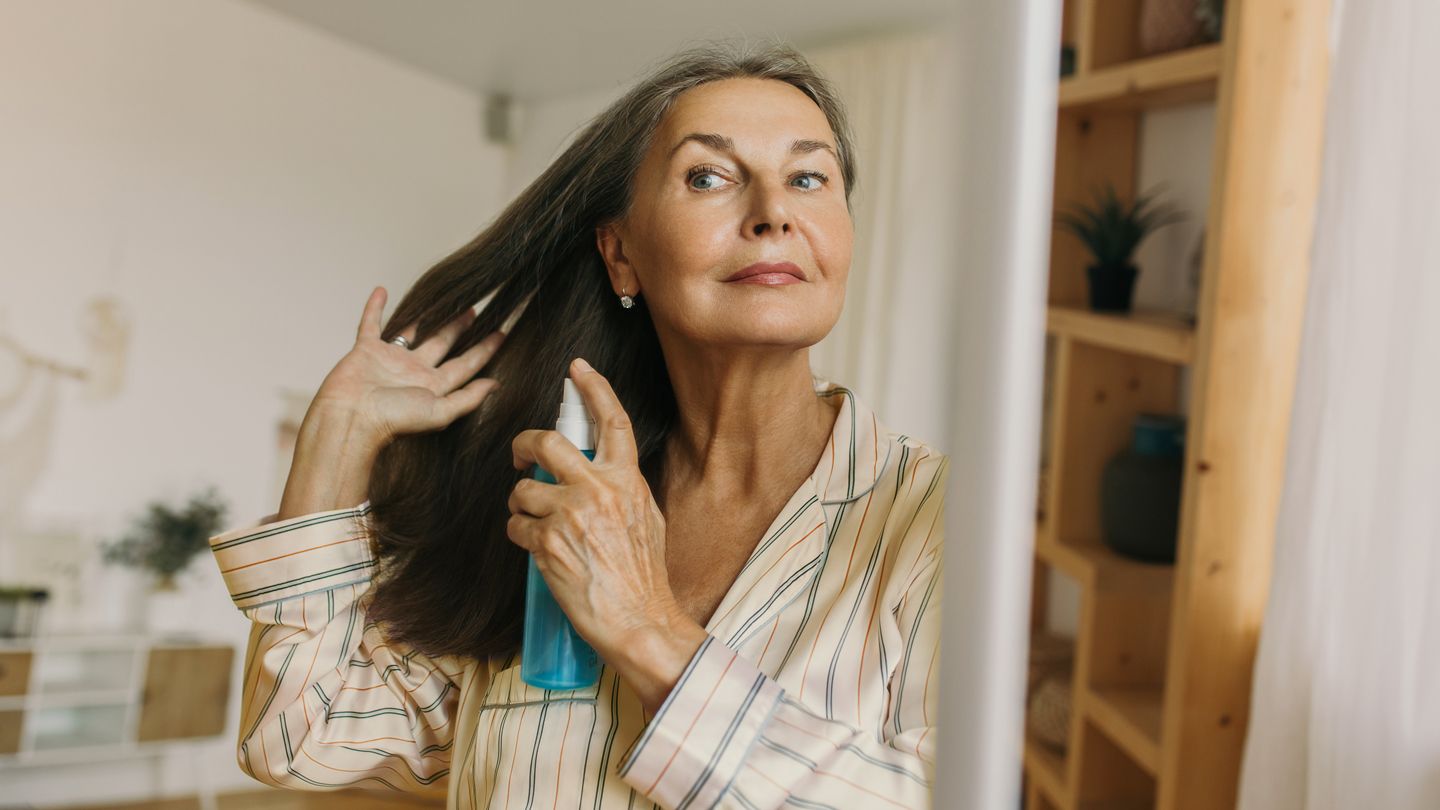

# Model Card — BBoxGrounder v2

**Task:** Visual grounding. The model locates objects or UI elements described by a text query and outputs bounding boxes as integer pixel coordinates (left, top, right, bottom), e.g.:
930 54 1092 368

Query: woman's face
598 77 852 352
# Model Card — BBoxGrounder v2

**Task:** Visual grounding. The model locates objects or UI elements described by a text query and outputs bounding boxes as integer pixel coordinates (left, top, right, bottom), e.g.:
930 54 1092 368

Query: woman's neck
658 348 838 508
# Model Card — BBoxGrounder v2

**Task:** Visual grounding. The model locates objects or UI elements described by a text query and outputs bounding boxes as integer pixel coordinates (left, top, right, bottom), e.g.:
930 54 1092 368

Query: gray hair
365 42 858 659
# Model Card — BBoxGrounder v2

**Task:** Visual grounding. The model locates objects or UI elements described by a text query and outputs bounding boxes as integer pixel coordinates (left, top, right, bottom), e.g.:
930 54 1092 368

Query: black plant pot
1086 263 1138 313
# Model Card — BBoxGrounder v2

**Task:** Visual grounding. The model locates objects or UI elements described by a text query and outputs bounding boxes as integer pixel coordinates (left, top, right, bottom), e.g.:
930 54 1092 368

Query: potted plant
1056 183 1185 313
101 487 227 591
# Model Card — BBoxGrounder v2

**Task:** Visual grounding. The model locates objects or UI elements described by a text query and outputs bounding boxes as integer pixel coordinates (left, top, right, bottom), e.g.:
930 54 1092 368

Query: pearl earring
619 286 635 309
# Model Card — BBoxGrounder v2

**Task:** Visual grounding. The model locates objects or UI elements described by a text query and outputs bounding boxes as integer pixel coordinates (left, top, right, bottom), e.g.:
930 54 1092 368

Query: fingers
427 376 498 428
507 476 562 518
413 305 478 366
436 329 506 392
359 285 421 348
506 512 541 554
512 428 593 483
356 286 385 342
567 358 638 466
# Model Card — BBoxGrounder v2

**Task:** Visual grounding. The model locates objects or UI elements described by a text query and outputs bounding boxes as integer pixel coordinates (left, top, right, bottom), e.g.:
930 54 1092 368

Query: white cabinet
0 634 233 765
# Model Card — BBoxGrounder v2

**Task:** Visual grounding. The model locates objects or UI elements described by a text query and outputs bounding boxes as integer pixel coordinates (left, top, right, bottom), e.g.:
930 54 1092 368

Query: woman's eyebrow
668 132 838 161
789 138 838 160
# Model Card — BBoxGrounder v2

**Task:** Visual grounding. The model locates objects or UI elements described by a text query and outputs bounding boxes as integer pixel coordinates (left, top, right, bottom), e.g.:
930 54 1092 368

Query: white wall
1134 101 1217 319
0 0 508 803
506 86 624 199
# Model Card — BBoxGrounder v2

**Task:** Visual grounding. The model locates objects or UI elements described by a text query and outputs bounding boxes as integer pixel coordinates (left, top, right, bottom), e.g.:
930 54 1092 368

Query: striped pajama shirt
209 378 947 809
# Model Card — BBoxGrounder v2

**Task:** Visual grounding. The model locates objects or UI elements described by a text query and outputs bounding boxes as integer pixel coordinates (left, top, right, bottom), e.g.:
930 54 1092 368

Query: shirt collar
810 376 893 506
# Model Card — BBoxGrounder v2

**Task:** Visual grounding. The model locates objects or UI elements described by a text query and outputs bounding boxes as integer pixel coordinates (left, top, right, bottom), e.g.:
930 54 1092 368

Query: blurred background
0 1 965 806
3 0 1436 809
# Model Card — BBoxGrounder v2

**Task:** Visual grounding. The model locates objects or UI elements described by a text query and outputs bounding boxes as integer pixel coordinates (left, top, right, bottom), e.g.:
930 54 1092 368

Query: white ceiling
240 0 957 100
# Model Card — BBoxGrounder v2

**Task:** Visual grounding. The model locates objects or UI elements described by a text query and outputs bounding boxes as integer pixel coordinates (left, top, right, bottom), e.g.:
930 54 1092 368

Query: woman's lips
724 261 807 285
729 272 804 286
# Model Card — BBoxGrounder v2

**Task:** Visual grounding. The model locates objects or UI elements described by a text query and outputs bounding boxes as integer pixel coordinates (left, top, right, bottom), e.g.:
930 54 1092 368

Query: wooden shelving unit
1022 2 1332 809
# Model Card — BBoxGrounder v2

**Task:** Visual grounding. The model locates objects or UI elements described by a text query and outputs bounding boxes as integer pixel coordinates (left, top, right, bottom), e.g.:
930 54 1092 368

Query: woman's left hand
507 357 706 711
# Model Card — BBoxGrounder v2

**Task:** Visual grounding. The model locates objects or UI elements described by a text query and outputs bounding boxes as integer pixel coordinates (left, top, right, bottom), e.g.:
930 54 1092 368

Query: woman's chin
665 290 840 347
710 317 835 349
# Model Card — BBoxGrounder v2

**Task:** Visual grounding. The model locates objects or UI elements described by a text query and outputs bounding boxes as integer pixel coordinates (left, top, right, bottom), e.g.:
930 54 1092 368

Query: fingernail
573 357 592 373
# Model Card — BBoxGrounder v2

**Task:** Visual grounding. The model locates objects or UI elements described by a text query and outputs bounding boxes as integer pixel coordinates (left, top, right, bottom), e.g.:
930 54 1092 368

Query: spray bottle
521 376 601 689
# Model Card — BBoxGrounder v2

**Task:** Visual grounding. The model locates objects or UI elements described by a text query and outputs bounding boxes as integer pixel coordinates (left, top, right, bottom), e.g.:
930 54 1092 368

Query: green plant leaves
101 486 229 581
1054 182 1186 268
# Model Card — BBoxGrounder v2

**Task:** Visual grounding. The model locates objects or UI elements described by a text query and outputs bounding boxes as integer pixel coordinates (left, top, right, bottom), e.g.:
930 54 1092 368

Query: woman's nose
743 180 793 237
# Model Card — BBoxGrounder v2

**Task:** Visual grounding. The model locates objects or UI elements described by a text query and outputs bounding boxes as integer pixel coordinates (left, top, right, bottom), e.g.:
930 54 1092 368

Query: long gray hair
365 42 859 659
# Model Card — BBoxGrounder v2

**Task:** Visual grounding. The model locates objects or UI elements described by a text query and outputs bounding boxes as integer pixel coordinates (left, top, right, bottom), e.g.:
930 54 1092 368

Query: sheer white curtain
1237 1 1440 807
805 32 957 447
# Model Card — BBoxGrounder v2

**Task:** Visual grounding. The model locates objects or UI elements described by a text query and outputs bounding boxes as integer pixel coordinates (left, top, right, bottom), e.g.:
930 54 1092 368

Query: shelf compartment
1081 587 1171 779
0 709 21 754
1024 732 1070 807
33 647 139 697
1060 44 1221 111
1042 338 1186 564
1074 722 1157 808
1046 306 1195 366
30 703 128 752
1086 686 1163 775
0 652 33 696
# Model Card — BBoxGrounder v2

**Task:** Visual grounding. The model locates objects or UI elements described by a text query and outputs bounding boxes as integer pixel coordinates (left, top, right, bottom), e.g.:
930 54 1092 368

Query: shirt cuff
208 500 376 611
617 634 784 808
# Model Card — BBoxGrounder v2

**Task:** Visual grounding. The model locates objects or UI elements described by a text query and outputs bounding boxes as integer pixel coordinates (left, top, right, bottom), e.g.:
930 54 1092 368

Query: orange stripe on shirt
219 537 362 574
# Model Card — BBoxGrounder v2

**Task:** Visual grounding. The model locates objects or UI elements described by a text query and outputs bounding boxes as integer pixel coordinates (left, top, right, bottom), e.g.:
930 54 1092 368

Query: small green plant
102 487 228 589
1055 183 1186 269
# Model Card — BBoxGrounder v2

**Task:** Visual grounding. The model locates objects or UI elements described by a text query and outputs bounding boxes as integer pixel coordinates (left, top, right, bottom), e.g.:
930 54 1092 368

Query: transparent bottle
521 376 600 689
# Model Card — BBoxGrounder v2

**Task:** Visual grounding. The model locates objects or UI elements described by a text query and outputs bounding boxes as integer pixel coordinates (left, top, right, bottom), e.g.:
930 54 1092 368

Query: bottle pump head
555 377 597 452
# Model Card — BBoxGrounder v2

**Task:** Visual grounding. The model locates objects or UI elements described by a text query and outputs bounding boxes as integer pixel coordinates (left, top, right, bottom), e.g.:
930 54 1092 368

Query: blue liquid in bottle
521 378 601 689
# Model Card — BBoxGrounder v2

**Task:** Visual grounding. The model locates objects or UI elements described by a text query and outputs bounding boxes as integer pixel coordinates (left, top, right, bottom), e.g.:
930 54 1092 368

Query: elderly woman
209 43 947 810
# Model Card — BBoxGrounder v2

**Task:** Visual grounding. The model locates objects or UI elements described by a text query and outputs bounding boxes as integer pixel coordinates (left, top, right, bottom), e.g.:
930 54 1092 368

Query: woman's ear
595 223 640 297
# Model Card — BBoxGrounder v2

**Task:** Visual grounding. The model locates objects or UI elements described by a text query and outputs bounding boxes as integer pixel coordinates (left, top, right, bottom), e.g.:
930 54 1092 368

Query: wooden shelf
1046 305 1196 365
1060 44 1221 111
1024 732 1070 807
1035 526 1174 593
1027 1 1328 806
1086 686 1164 776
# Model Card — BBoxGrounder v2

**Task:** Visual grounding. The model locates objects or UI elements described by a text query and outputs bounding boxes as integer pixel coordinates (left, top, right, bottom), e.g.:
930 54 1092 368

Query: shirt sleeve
210 500 463 795
617 457 946 810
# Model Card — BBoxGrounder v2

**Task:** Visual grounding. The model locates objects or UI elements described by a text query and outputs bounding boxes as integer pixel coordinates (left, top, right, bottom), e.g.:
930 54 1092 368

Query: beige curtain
806 33 956 447
1237 0 1440 806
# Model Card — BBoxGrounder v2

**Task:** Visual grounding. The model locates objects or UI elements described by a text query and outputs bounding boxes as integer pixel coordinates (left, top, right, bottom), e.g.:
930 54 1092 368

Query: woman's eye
791 172 826 191
686 169 826 191
688 172 726 190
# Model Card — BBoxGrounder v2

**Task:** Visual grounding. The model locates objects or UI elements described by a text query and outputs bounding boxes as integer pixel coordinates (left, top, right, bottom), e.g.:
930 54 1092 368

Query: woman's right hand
311 286 507 447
